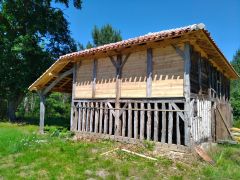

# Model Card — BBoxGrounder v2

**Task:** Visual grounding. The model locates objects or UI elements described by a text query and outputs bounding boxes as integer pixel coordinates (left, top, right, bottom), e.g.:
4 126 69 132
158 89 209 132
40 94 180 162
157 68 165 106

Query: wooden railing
71 99 188 146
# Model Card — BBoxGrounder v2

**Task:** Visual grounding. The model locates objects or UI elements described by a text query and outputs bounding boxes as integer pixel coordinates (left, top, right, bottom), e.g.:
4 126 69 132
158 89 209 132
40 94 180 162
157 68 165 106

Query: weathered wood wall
71 98 187 146
74 44 184 99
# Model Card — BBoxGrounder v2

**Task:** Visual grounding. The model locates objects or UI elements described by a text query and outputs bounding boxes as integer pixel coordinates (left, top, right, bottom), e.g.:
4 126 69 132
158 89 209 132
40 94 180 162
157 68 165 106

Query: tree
86 24 122 48
0 0 82 121
231 49 240 122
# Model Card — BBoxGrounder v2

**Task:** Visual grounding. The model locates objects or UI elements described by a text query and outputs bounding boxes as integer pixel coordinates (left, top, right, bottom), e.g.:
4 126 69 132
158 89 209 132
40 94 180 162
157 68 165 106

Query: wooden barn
29 23 238 148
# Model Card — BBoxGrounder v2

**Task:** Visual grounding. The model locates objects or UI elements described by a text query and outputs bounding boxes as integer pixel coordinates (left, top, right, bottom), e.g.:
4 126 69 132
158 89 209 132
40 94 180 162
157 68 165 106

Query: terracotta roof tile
59 23 205 60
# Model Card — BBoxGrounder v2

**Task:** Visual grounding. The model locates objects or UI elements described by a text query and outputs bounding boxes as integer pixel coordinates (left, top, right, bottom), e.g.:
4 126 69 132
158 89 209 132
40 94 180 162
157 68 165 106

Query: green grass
0 122 240 179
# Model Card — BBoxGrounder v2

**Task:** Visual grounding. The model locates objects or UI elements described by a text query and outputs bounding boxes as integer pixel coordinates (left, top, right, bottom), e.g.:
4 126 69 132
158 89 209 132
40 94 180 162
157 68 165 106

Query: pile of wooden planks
231 127 240 142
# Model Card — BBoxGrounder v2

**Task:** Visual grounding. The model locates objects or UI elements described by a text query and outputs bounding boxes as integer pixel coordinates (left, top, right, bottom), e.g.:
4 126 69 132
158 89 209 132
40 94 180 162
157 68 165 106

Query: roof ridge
59 23 205 59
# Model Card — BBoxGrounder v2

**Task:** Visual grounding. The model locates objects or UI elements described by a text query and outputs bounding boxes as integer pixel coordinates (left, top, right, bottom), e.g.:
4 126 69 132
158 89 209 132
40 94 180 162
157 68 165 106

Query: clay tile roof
28 23 239 92
59 23 205 60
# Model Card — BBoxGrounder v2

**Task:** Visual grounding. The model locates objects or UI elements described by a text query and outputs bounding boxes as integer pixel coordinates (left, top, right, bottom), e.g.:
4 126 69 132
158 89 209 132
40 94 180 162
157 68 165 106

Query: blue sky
57 0 240 61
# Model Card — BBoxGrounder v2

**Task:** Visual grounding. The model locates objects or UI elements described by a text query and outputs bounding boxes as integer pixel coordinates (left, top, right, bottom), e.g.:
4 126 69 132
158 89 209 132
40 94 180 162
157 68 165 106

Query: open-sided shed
29 23 238 148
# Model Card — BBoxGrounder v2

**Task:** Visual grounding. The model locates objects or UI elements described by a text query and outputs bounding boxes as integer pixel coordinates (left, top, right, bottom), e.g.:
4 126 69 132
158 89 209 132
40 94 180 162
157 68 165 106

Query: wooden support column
70 63 77 131
208 65 212 98
146 48 153 97
172 43 191 146
198 55 202 95
183 43 191 147
110 53 130 136
38 91 45 134
92 59 98 98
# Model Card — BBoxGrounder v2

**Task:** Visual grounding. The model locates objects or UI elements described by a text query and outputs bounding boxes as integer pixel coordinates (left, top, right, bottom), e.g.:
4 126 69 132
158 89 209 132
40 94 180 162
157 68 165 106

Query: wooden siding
152 46 184 97
121 51 146 97
95 57 116 98
75 45 185 99
75 59 93 98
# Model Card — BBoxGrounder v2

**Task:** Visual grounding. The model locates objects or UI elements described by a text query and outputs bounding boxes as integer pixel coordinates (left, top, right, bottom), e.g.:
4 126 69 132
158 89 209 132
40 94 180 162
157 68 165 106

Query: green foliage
231 49 240 122
0 0 82 120
16 92 71 127
85 24 122 48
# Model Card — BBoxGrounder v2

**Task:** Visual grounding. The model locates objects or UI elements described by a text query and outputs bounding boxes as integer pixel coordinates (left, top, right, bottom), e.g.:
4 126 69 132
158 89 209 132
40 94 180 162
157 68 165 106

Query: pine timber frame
30 24 238 148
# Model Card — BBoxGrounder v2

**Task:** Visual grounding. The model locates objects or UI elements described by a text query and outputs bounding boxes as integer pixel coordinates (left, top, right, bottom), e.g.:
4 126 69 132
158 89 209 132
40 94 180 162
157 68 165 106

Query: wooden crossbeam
43 68 73 95
171 44 185 59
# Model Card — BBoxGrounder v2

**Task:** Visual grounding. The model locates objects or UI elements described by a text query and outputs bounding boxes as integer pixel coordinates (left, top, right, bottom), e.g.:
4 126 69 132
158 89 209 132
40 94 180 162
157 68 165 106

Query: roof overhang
28 23 239 93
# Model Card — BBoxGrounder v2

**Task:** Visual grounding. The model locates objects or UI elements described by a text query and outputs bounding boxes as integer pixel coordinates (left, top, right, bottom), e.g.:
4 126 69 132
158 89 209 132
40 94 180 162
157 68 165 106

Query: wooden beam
43 68 73 95
171 44 185 59
92 59 98 98
146 48 153 97
37 91 45 134
183 43 191 147
198 56 202 94
70 64 77 131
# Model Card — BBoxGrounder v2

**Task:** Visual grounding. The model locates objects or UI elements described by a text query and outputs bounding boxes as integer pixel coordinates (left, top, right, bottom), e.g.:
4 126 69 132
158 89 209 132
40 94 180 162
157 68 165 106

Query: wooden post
82 102 86 131
38 92 45 134
198 56 202 95
161 103 166 143
140 103 145 140
146 48 153 97
115 54 122 136
154 102 159 141
128 103 133 138
94 102 99 133
92 59 98 98
183 43 191 147
134 102 138 139
70 63 77 131
147 103 151 140
99 102 103 133
122 110 126 137
168 103 173 144
78 102 82 131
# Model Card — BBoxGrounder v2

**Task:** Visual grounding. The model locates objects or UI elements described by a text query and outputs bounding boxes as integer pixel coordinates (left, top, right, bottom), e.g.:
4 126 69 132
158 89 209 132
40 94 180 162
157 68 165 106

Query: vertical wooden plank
86 102 90 132
161 103 166 143
154 103 159 141
109 108 113 135
104 103 108 134
168 103 173 144
39 93 45 134
208 65 212 98
73 105 78 131
140 102 145 140
198 55 202 95
177 113 181 145
183 43 191 147
122 110 126 137
94 102 99 133
99 102 103 133
134 102 138 139
90 102 94 132
128 103 133 138
82 102 86 131
147 103 152 140
78 102 82 131
92 59 98 98
146 48 153 97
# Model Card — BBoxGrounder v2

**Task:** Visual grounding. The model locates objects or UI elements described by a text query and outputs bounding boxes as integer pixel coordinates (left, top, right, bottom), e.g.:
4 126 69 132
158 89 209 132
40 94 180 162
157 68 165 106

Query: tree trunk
7 94 24 122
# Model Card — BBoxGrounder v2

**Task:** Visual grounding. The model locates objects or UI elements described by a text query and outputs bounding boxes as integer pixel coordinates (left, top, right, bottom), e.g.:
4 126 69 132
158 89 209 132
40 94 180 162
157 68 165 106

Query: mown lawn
0 122 240 179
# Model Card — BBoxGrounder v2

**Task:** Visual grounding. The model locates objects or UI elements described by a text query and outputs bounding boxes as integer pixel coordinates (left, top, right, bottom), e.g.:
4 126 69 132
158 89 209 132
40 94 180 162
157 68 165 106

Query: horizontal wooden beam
43 68 73 95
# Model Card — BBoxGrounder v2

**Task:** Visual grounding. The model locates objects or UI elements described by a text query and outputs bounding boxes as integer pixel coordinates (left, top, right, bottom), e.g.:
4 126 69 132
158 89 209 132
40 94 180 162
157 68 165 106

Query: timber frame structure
29 23 238 148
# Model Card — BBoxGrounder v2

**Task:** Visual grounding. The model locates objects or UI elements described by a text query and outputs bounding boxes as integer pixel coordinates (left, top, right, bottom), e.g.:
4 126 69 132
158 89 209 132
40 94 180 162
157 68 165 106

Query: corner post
183 43 191 147
70 63 78 131
38 91 45 134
